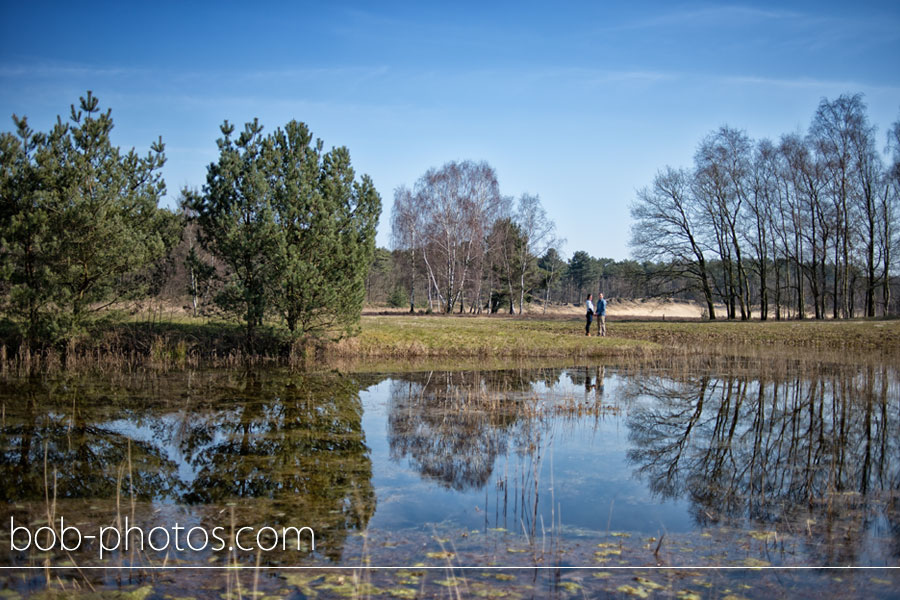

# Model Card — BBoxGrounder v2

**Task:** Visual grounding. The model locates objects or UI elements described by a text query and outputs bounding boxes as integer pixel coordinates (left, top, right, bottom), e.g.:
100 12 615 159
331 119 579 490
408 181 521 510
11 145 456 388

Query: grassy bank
2 313 898 371
609 318 900 355
0 318 292 371
329 315 659 359
333 315 900 360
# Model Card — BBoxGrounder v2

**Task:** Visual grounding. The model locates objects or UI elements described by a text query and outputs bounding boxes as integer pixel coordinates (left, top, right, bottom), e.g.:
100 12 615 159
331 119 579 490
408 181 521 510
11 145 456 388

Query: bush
387 287 407 308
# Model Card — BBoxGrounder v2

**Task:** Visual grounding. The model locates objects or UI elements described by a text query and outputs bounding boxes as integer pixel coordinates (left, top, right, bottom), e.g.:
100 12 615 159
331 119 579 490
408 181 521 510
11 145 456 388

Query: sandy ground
598 298 706 318
129 296 717 320
119 297 863 322
128 297 794 321
365 298 714 319
526 298 712 319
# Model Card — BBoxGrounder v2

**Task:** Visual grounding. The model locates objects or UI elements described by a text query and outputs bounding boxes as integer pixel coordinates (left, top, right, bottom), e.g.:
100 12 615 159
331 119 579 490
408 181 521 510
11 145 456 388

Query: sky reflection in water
2 361 898 571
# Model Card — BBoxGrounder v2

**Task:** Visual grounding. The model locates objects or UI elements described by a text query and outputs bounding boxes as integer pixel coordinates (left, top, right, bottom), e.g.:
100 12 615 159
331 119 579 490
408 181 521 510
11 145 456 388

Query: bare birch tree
513 194 558 314
391 185 421 313
631 167 717 319
694 126 752 319
412 161 503 313
884 114 900 314
810 94 865 318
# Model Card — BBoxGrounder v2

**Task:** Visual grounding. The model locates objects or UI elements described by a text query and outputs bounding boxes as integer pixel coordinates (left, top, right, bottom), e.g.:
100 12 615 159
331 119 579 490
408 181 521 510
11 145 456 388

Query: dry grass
328 315 659 359
329 315 900 360
3 311 898 372
611 318 900 355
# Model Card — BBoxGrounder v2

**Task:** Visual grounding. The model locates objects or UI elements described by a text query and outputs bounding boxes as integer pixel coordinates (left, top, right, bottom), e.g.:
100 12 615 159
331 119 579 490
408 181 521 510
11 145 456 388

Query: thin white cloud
237 66 391 81
575 68 680 84
0 62 145 79
722 75 900 95
0 60 392 86
614 5 804 30
609 3 899 48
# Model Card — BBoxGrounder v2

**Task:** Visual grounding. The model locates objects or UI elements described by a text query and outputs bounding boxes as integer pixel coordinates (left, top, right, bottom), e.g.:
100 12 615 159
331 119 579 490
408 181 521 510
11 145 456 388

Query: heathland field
4 310 899 369
335 314 900 359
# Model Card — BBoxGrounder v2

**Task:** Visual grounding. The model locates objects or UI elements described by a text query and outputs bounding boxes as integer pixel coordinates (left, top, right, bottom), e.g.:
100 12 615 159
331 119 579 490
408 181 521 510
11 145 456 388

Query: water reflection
567 365 606 398
387 371 527 491
176 373 375 561
1 360 898 570
0 377 179 502
386 366 614 493
1 371 376 562
624 363 900 563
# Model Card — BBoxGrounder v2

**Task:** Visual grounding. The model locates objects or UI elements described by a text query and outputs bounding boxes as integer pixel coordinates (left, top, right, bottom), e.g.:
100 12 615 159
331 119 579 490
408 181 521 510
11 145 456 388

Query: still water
1 358 899 598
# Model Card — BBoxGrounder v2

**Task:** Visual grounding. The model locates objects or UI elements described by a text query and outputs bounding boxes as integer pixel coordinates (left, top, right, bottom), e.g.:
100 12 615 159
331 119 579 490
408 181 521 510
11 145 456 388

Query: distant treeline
364 246 702 311
383 160 703 314
364 244 900 318
632 93 900 319
379 94 900 319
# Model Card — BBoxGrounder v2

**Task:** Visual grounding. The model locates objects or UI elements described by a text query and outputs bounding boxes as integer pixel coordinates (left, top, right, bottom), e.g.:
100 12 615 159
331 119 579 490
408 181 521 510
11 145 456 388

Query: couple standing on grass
585 293 607 337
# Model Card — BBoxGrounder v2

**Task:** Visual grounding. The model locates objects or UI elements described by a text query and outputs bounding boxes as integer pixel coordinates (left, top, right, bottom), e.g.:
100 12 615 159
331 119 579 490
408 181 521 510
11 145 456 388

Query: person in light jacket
585 294 594 336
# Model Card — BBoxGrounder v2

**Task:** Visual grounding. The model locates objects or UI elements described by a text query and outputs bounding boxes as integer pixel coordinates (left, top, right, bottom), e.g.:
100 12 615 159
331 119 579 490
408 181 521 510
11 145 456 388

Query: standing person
595 293 608 337
585 294 594 336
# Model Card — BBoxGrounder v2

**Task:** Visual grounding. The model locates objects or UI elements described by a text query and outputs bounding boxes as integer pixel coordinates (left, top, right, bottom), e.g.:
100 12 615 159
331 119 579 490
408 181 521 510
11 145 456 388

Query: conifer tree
193 119 380 341
1 92 175 345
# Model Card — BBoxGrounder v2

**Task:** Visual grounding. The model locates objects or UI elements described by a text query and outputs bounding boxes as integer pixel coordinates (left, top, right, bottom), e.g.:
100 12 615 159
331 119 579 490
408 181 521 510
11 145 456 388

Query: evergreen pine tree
1 92 176 345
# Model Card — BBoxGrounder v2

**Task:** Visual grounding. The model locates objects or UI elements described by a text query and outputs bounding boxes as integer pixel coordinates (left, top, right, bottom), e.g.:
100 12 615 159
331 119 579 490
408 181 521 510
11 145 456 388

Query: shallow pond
1 357 899 598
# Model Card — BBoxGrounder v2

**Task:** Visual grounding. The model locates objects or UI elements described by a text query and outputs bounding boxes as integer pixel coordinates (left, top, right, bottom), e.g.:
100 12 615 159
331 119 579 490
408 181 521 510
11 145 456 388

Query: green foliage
387 286 407 308
0 92 176 345
191 119 380 341
488 217 527 313
537 247 566 293
189 119 278 337
184 245 217 315
567 251 597 297
365 246 394 302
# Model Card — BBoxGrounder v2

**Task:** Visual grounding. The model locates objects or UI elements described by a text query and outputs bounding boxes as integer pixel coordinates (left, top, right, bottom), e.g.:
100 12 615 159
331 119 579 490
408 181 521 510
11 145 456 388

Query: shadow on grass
0 317 328 371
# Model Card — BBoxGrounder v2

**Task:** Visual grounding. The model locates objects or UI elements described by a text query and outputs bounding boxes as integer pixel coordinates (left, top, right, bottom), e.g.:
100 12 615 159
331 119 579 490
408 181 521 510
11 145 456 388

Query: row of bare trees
631 94 900 319
391 160 560 313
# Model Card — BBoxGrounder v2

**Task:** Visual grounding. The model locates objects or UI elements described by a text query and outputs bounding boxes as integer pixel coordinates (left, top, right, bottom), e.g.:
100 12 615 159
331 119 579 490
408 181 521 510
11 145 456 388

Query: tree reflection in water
175 372 376 562
387 369 545 491
385 368 574 543
0 371 376 563
624 362 900 563
2 361 898 572
0 376 179 502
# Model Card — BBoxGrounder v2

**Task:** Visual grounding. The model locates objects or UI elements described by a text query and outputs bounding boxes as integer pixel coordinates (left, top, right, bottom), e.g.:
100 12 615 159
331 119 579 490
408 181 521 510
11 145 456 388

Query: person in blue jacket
595 293 608 337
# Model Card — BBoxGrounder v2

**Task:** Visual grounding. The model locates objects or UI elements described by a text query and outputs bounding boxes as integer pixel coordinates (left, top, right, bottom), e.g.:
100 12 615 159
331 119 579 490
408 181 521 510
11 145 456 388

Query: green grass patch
331 315 900 361
329 315 660 359
609 318 900 354
3 313 897 371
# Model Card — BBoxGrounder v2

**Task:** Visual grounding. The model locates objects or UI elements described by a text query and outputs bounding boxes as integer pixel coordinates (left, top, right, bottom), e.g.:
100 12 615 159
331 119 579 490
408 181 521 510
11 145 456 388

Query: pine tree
1 92 176 345
193 119 380 342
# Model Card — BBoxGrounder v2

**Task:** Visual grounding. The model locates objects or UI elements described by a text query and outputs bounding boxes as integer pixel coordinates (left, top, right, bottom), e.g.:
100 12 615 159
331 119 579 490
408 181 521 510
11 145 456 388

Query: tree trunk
698 256 716 320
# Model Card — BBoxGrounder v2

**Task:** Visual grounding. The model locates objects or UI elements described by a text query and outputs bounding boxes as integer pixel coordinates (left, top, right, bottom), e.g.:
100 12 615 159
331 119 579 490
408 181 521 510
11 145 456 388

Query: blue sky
2 1 899 260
